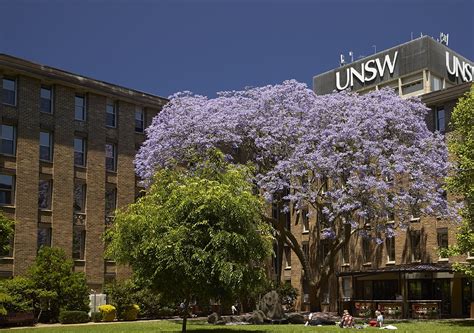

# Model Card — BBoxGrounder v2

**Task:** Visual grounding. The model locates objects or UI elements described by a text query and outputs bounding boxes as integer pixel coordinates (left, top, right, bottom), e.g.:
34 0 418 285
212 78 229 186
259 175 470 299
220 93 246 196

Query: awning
337 262 453 277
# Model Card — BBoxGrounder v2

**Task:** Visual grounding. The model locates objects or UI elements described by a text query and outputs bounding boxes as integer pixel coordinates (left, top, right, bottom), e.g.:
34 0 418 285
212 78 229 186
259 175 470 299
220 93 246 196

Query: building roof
337 262 453 276
0 53 169 107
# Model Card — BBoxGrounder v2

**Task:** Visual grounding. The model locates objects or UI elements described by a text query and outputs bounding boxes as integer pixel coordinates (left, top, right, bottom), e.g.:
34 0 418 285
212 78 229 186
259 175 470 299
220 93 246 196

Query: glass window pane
74 138 83 152
75 95 85 120
37 227 52 249
38 180 51 209
1 125 14 140
74 184 85 213
3 79 15 91
40 132 50 146
40 87 51 99
105 188 116 216
106 113 115 127
75 95 84 107
0 175 13 188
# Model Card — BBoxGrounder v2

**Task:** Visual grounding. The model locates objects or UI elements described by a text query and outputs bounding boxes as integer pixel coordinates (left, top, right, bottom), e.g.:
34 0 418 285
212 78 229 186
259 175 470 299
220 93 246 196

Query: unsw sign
446 51 473 83
335 52 398 90
335 50 473 91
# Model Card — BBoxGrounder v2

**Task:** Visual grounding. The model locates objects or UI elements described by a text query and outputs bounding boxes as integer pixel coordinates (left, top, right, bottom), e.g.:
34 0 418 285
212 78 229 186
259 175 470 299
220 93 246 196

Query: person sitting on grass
339 309 355 328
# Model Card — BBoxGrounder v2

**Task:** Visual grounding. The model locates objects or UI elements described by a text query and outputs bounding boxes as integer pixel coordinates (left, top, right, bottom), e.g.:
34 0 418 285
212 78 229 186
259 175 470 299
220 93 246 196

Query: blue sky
1 0 472 98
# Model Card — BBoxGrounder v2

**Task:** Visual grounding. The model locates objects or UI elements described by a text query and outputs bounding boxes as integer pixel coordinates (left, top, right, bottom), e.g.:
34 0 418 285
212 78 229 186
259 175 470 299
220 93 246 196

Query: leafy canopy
107 152 272 303
445 85 474 277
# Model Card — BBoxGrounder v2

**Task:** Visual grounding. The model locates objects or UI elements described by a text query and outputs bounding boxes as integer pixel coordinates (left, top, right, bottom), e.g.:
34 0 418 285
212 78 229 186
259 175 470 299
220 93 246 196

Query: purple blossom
136 80 455 234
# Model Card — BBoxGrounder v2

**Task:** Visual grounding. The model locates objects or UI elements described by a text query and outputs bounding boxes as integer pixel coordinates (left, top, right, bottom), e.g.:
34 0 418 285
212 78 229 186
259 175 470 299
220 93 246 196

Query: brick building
0 54 167 291
276 36 473 318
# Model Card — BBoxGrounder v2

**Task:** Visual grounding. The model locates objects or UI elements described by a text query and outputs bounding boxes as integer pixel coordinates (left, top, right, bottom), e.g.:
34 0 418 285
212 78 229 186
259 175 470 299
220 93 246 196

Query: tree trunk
181 299 190 333
309 282 322 312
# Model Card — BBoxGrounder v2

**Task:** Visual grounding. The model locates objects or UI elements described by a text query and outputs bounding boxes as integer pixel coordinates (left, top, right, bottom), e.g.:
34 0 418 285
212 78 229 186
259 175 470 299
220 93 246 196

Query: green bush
58 310 90 324
0 277 56 317
90 311 102 322
122 304 140 321
104 280 170 319
29 247 89 322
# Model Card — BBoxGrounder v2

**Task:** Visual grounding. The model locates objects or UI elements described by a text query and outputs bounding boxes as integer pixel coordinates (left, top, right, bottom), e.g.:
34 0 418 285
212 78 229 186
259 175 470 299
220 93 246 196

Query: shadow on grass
440 320 474 327
189 330 267 333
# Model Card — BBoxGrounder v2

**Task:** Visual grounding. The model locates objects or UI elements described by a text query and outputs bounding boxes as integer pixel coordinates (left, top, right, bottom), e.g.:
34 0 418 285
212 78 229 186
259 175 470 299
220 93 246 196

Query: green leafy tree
0 212 14 256
29 247 89 322
106 153 272 332
446 85 474 277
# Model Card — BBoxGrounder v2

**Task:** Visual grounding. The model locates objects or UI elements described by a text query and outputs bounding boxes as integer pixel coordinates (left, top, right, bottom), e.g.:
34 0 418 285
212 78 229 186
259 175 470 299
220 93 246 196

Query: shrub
99 304 116 322
0 276 56 317
122 304 139 321
29 247 89 322
90 311 102 322
58 311 89 324
104 280 135 320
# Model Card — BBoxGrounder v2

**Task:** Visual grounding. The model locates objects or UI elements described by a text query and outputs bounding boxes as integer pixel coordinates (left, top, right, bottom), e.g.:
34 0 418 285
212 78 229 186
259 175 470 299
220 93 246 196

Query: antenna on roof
349 51 354 62
411 32 413 40
372 45 377 54
340 54 346 67
440 32 449 46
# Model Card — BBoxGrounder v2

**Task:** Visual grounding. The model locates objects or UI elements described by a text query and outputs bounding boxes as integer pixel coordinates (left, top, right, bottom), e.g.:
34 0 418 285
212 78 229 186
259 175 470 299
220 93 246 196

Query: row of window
0 125 118 171
281 228 449 269
37 224 85 260
2 78 146 133
0 173 117 215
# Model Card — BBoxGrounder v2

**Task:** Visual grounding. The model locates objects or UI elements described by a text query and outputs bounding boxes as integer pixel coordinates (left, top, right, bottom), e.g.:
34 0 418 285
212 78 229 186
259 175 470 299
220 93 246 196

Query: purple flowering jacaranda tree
136 80 452 311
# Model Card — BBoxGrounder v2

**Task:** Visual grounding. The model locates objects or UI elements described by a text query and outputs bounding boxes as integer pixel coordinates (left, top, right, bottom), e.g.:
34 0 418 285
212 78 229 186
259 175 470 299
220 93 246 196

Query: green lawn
4 320 474 333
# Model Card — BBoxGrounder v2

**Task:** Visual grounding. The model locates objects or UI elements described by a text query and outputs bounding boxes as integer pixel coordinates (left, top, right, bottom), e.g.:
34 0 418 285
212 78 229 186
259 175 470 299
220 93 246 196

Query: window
38 180 52 210
2 78 16 105
430 74 443 92
135 107 144 132
106 101 117 127
40 86 52 113
302 241 309 261
386 237 396 263
402 81 423 95
39 131 53 161
284 246 291 268
0 124 15 156
401 73 424 95
73 183 86 213
37 224 51 250
72 226 86 260
74 137 86 166
411 230 421 261
105 143 117 172
0 174 14 206
74 95 86 121
342 277 352 299
342 244 349 265
362 237 372 263
435 107 446 133
302 208 309 233
437 228 448 259
105 187 117 217
320 239 330 259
